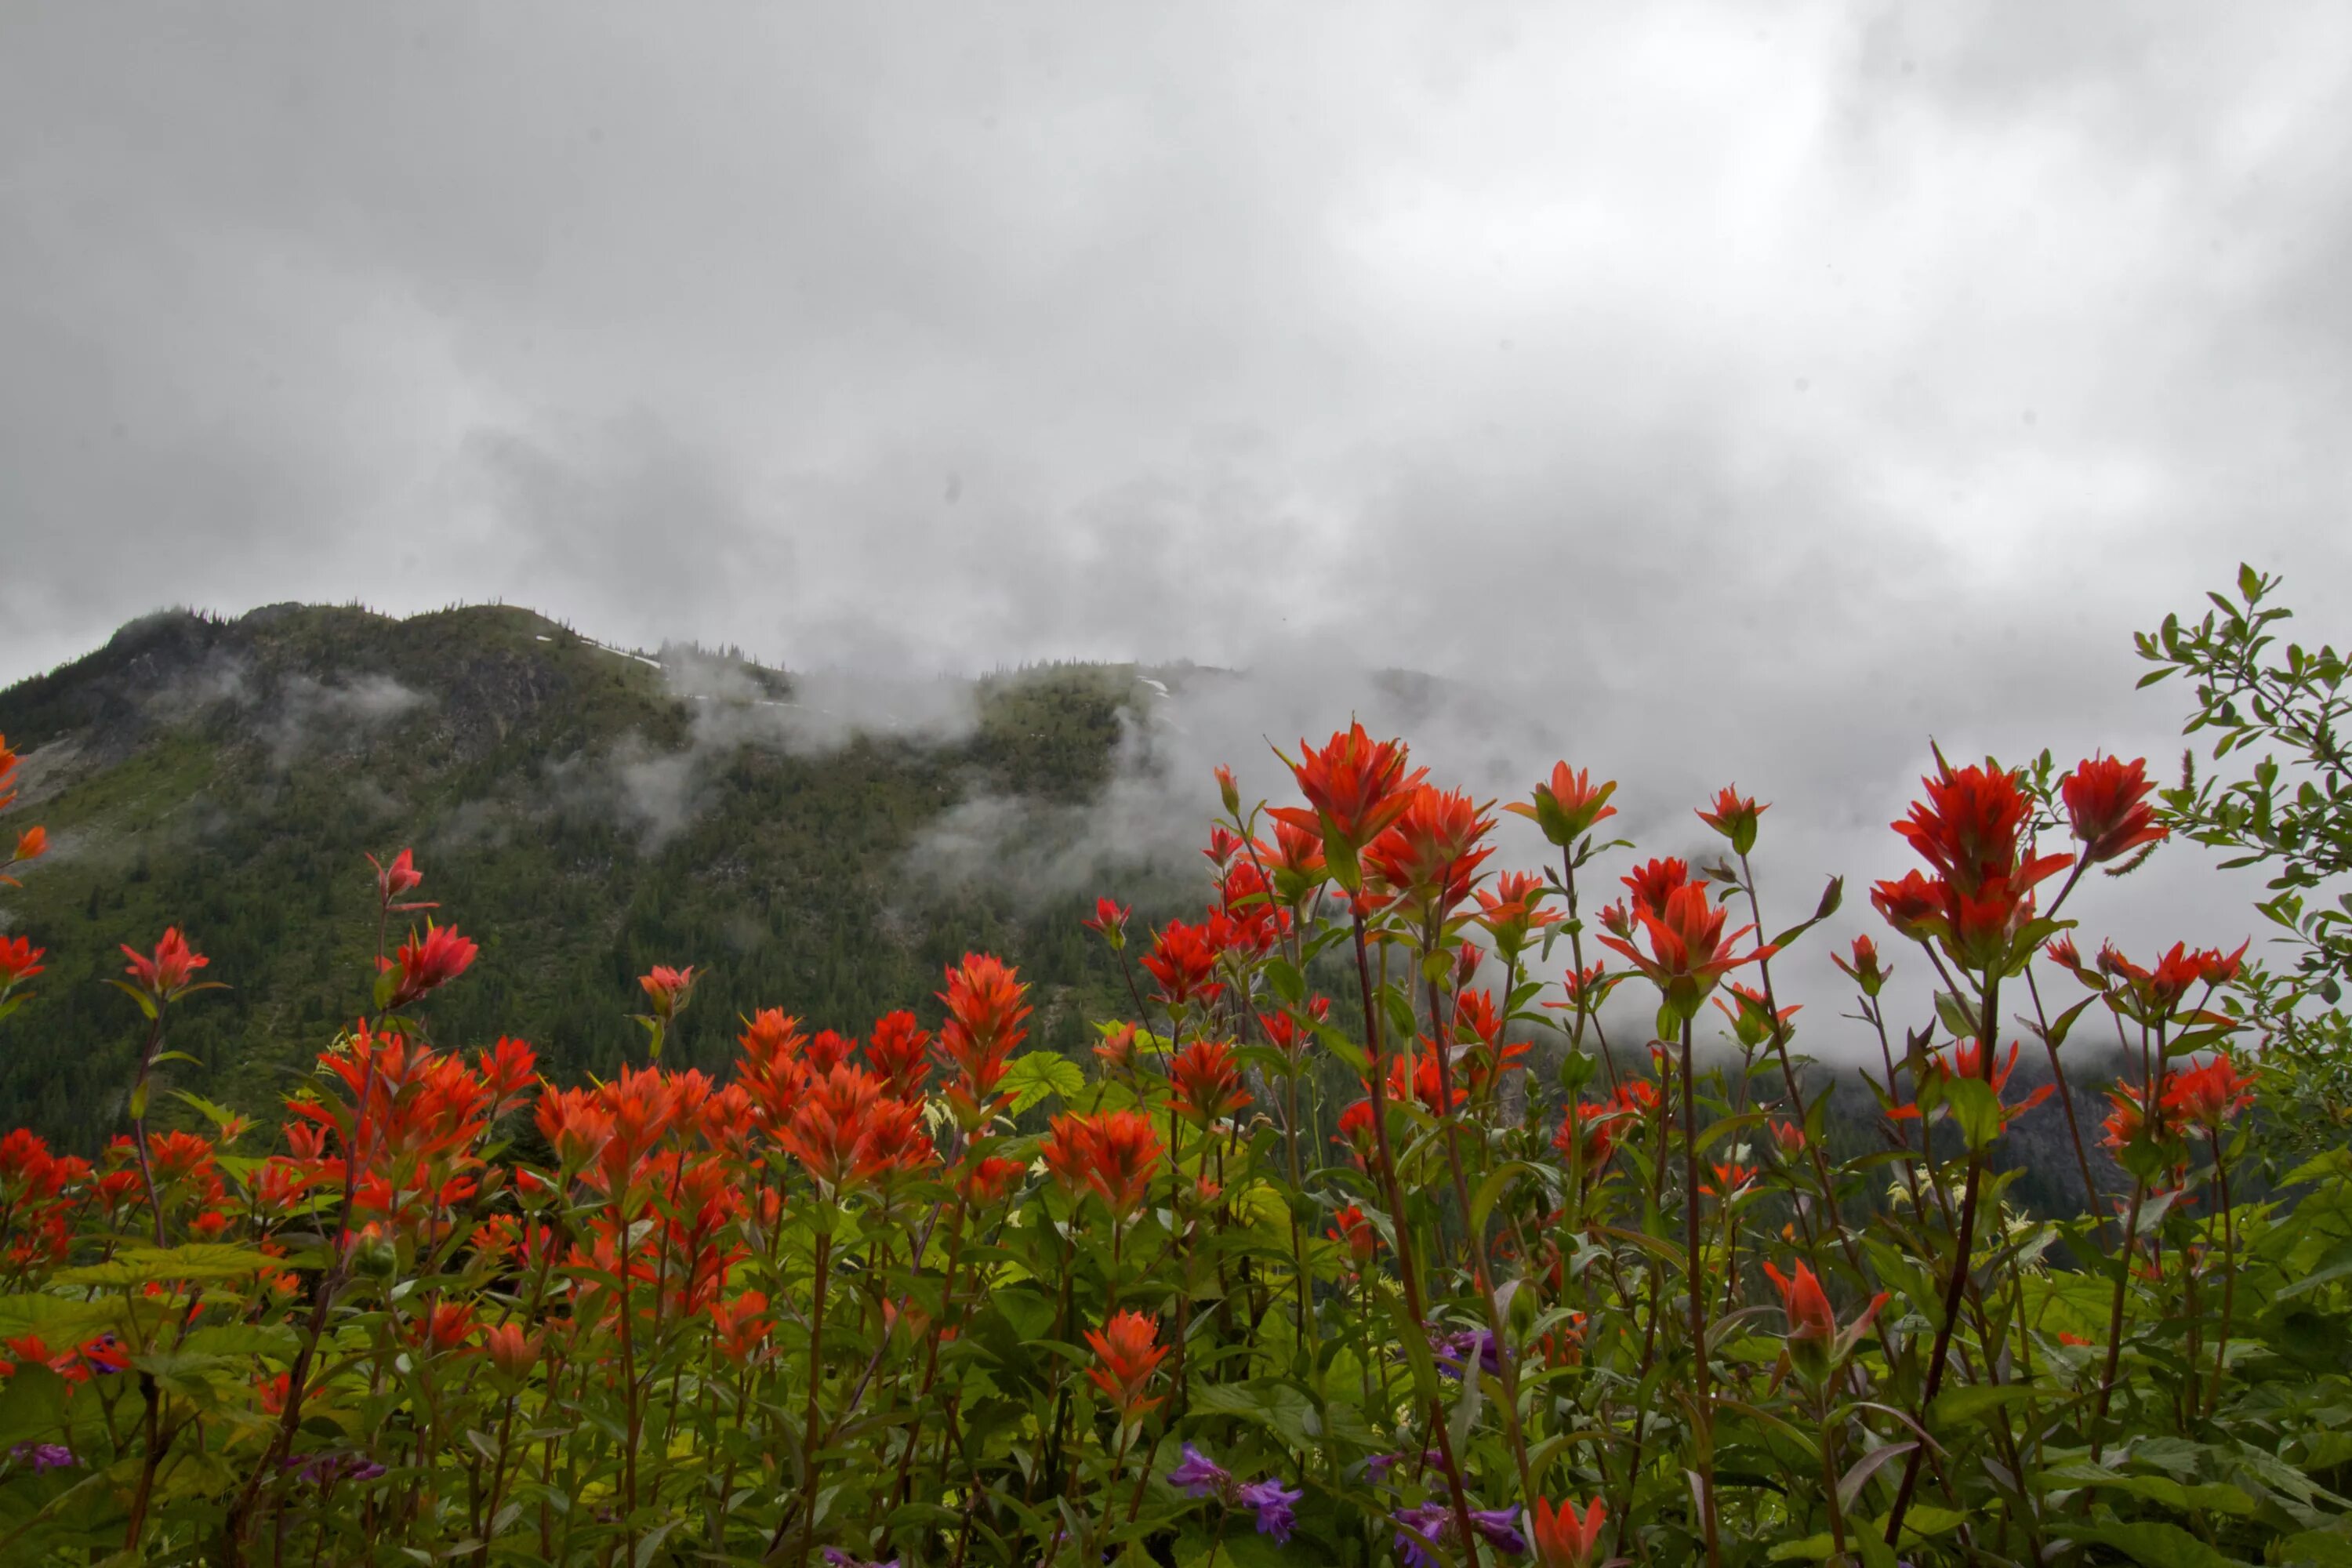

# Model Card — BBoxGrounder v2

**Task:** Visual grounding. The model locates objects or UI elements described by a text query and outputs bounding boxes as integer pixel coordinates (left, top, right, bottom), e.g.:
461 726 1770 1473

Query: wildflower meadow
0 567 2347 1567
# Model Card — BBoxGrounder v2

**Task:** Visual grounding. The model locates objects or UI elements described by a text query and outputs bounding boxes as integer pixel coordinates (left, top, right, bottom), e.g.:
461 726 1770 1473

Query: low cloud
143 652 427 764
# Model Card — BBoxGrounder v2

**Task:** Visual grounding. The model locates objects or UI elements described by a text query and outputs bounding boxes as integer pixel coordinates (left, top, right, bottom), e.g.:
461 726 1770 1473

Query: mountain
0 602 1187 1147
0 602 2155 1225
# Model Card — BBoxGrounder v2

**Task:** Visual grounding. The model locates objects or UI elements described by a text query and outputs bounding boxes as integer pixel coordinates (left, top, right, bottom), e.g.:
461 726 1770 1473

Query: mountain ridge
0 601 1172 1146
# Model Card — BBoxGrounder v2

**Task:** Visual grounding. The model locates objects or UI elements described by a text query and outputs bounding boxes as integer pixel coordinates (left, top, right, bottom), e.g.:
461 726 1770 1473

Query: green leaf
1189 1379 1319 1450
1468 1160 1534 1240
170 1089 247 1131
53 1242 272 1288
2058 1519 2253 1568
1312 1022 1370 1076
1837 1441 1915 1515
1000 1053 1084 1114
1944 1076 2004 1150
0 1362 67 1446
1931 1381 2045 1428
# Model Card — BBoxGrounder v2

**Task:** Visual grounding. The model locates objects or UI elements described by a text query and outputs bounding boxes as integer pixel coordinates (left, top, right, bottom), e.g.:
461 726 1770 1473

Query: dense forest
0 604 1198 1145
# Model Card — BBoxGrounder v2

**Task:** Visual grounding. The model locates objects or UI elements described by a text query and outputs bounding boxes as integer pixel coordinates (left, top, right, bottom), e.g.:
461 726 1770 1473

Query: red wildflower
1553 1098 1626 1171
2098 941 2212 1017
1530 1497 1610 1568
958 1155 1027 1206
1362 786 1496 918
1762 1258 1886 1380
781 1065 931 1194
1263 816 1327 899
1869 869 1944 941
535 1083 615 1172
1167 1039 1250 1126
935 953 1030 1127
1082 897 1131 951
2061 754 2168 864
1621 858 1689 920
1830 935 1886 995
2101 1080 2171 1150
1711 980 1796 1047
477 1036 539 1116
2196 941 2249 986
366 848 430 909
410 1301 479 1356
586 1063 687 1204
1039 1113 1095 1196
1876 760 2072 967
119 927 211 1004
638 964 697 1021
735 1009 809 1130
1084 1310 1168 1420
1506 762 1620 848
1703 1163 1758 1199
1696 786 1767 853
1328 1203 1378 1265
1334 1098 1377 1167
10 826 43 865
1893 1040 2053 1125
483 1320 543 1383
0 935 44 988
1271 723 1428 887
1594 881 1774 1018
1769 1120 1807 1159
1142 920 1224 1011
1215 860 1288 956
2164 1057 2256 1131
1474 870 1561 964
1384 1047 1463 1116
386 922 476 1010
1215 763 1243 816
1454 989 1530 1094
1263 997 1330 1065
805 1029 858 1076
1080 1109 1166 1220
1548 960 1617 1015
862 1010 932 1101
1093 1021 1140 1075
710 1291 772 1364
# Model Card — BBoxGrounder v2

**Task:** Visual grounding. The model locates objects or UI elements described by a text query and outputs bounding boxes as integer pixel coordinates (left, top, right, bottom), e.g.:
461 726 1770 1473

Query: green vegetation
0 604 1176 1146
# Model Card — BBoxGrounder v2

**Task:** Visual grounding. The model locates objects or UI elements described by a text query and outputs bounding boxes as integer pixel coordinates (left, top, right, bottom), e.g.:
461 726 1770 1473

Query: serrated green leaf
1000 1053 1085 1114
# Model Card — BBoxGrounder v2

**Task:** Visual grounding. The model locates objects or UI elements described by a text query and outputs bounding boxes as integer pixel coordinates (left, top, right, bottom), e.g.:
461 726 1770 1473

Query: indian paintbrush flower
2061 753 2168 864
1084 1309 1167 1420
1762 1258 1886 1381
1505 761 1619 848
1529 1497 1609 1568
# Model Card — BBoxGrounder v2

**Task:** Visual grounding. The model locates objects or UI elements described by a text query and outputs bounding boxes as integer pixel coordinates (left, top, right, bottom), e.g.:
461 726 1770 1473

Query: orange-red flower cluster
1039 1109 1165 1220
935 953 1030 1129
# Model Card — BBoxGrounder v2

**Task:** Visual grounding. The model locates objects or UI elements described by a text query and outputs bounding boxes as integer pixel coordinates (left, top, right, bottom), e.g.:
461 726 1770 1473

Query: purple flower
1167 1442 1232 1500
9 1443 73 1474
1470 1507 1527 1555
1431 1327 1501 1379
1393 1504 1450 1568
822 1552 899 1568
1238 1478 1301 1544
285 1451 387 1486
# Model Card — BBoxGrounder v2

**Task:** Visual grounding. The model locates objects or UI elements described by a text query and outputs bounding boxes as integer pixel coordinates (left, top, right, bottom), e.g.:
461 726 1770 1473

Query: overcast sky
5 2 2350 986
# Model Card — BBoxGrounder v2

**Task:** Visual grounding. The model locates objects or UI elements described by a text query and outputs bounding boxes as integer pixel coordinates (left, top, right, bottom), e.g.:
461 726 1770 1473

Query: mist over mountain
0 597 2166 1221
0 601 1189 1144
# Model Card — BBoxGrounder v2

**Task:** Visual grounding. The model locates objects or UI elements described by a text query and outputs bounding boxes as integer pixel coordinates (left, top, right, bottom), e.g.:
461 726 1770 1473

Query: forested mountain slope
0 602 1178 1145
